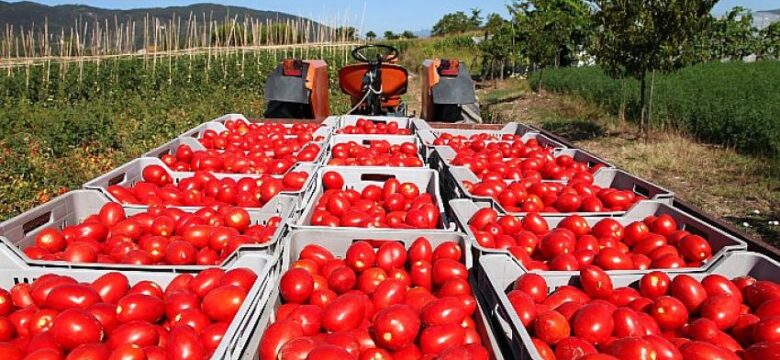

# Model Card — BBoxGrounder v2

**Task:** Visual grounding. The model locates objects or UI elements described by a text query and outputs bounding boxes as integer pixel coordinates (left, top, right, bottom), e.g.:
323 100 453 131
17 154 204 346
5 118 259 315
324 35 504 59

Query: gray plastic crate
178 120 331 148
0 239 275 360
477 251 779 360
144 134 328 169
417 123 563 158
83 157 318 212
207 113 250 124
449 199 747 275
0 190 295 268
295 166 455 231
446 166 673 217
241 228 504 359
335 115 427 135
325 134 426 167
430 138 577 172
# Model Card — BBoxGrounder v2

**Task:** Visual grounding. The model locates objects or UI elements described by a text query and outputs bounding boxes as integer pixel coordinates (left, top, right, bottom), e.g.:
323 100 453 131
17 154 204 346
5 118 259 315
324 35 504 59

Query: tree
401 31 418 39
384 31 399 40
511 0 592 89
479 22 518 81
470 8 484 28
706 7 759 60
365 31 377 41
757 21 780 59
432 11 480 36
590 0 716 135
484 13 506 36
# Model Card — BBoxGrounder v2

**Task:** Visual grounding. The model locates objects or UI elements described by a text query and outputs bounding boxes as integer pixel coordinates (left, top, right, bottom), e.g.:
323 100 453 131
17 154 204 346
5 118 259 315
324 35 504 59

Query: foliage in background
590 0 716 134
530 62 780 157
509 0 592 86
431 9 483 36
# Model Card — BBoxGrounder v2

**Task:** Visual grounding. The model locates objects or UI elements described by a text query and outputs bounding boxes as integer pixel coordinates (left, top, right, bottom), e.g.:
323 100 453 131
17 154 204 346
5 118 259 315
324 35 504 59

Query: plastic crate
241 228 505 359
334 115 423 133
477 251 779 360
295 166 455 231
144 134 329 168
0 190 294 268
449 199 747 274
445 166 673 217
417 123 563 156
325 134 427 167
428 136 575 171
83 157 318 212
179 120 332 144
0 239 276 360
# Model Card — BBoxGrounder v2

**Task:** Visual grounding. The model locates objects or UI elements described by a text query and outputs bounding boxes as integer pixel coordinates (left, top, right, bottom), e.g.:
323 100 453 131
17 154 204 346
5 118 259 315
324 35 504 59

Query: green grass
530 62 780 157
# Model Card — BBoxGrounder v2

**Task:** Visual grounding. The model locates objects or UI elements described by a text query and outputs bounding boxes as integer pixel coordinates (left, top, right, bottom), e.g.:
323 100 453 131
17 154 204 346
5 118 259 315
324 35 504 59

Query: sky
9 0 780 34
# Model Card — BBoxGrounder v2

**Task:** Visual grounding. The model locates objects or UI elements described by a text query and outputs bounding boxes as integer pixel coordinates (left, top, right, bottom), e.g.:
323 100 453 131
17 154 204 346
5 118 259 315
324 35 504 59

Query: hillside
0 1 308 31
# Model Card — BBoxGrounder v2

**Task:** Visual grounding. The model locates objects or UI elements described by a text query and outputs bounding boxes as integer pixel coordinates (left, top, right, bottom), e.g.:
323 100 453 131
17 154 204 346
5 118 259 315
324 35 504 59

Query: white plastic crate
325 134 426 167
0 190 294 268
477 251 779 360
449 198 747 275
0 239 276 360
295 166 455 231
83 157 318 212
242 229 505 359
445 166 673 217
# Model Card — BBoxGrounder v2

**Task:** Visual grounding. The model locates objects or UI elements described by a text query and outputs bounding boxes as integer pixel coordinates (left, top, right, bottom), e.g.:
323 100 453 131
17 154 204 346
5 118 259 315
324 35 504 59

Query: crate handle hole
361 174 395 182
633 184 651 197
108 174 126 186
23 212 53 236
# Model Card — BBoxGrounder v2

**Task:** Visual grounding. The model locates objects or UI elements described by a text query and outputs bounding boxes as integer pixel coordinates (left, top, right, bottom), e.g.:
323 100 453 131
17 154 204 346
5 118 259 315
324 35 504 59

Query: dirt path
478 79 780 244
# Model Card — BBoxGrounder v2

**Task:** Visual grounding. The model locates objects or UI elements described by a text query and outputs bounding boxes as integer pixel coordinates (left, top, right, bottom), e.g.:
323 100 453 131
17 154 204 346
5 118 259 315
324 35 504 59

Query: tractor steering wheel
351 44 399 63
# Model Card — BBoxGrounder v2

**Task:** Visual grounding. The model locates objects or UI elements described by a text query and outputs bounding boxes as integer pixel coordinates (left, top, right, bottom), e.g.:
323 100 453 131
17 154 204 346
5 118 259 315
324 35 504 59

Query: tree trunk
648 69 656 128
538 67 544 93
500 61 505 81
639 69 648 140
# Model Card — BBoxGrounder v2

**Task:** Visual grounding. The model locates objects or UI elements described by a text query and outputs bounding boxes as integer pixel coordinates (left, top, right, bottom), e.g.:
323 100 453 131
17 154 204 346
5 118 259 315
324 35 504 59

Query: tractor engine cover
431 60 477 105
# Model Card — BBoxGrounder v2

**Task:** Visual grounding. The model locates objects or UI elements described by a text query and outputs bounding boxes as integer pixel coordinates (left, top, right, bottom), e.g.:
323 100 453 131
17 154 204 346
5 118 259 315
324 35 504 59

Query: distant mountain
753 10 780 29
764 9 780 15
0 1 308 31
0 1 328 51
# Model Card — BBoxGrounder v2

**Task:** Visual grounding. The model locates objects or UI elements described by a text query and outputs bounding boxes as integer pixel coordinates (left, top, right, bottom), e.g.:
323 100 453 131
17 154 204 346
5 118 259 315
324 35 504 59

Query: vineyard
0 44 355 220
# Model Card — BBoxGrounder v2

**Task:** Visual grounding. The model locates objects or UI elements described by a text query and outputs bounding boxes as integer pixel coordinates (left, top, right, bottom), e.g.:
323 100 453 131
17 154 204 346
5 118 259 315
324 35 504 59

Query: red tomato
46 284 101 310
533 310 570 345
648 296 689 330
322 294 365 332
571 302 615 344
51 309 103 350
507 290 537 327
419 324 465 355
166 325 206 360
258 319 304 359
579 265 613 299
638 271 670 300
373 304 420 350
280 268 314 304
202 285 247 322
116 294 165 323
322 171 345 190
513 274 548 303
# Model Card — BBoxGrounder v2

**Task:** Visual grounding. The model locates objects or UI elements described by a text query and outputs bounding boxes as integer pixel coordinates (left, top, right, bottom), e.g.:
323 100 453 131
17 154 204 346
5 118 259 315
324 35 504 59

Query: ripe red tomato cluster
0 268 255 359
26 202 280 265
327 140 423 167
468 208 714 271
337 119 411 135
453 151 605 182
105 165 308 207
203 119 326 151
161 142 321 175
259 237 490 359
432 133 555 159
310 172 441 229
463 179 644 213
508 267 780 360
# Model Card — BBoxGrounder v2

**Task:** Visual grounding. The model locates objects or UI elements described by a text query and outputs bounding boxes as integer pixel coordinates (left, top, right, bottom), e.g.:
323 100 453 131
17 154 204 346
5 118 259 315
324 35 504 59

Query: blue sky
11 0 780 33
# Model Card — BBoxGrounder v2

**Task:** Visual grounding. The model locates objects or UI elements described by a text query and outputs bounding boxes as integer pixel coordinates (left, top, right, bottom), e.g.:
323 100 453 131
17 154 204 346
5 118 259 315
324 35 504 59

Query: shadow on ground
540 119 606 141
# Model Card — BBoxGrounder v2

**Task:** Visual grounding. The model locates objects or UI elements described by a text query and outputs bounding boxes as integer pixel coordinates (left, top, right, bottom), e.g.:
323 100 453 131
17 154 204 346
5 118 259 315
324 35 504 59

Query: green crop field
530 62 780 157
0 46 353 220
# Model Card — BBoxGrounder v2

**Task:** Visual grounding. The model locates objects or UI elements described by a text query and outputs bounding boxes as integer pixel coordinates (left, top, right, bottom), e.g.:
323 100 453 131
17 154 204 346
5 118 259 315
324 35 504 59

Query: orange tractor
264 44 480 122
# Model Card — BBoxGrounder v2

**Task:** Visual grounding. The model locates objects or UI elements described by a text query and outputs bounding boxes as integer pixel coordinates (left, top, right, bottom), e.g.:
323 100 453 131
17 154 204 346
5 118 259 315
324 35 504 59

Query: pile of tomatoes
310 171 442 229
105 164 309 207
201 119 326 151
160 142 322 175
508 267 780 360
452 150 605 182
337 119 412 135
432 133 555 159
468 207 714 271
26 202 280 266
0 268 255 359
259 238 490 359
463 178 644 213
327 140 424 167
